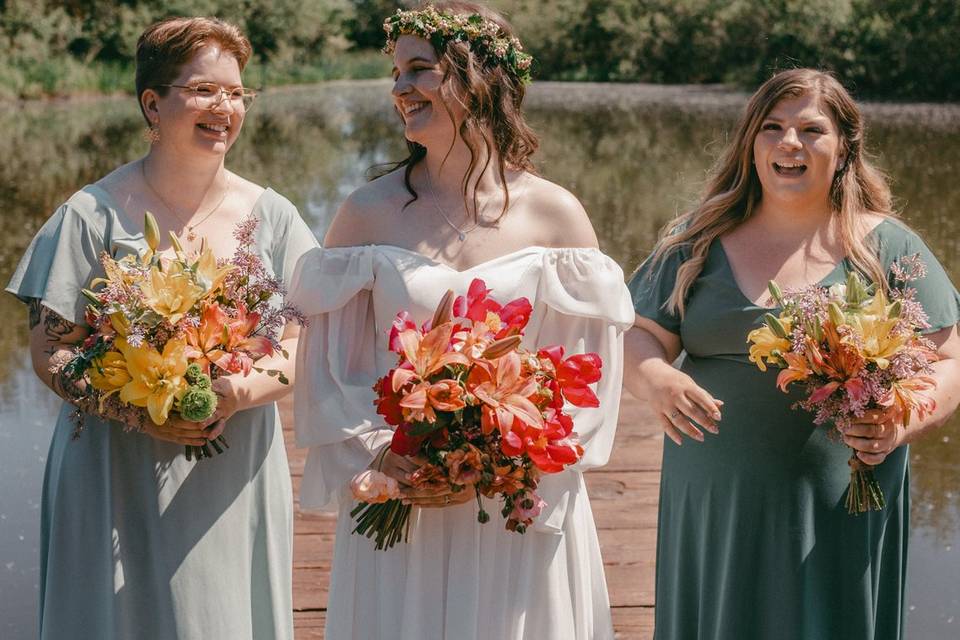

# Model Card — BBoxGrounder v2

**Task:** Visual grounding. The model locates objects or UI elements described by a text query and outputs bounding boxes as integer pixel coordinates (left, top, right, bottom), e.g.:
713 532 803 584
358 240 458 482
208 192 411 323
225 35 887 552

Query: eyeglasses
158 82 257 111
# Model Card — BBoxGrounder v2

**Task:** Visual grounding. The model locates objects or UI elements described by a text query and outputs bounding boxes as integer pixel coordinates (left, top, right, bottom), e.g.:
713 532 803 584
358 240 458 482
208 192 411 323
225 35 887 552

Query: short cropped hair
135 17 253 124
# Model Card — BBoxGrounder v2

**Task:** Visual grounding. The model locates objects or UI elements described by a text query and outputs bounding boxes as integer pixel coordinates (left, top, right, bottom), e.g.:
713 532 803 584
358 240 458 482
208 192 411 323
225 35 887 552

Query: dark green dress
628 220 960 640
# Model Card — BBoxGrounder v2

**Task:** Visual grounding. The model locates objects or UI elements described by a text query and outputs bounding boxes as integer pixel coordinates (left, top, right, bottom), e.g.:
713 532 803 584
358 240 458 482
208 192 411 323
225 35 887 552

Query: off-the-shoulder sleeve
5 200 104 325
627 244 686 334
880 222 960 332
288 246 392 512
526 248 634 532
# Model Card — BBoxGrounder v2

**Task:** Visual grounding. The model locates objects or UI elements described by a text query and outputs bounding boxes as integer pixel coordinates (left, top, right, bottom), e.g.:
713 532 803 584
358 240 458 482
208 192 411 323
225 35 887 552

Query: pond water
1 80 959 637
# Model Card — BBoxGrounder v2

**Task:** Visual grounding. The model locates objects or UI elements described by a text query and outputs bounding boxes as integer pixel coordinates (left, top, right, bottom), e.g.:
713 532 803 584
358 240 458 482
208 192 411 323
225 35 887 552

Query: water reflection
1 81 958 637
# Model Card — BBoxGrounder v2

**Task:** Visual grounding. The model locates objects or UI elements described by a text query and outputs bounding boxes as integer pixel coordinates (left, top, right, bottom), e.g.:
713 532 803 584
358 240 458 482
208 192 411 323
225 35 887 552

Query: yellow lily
117 338 189 425
192 242 234 296
747 316 793 371
846 290 907 369
138 262 205 325
87 350 131 393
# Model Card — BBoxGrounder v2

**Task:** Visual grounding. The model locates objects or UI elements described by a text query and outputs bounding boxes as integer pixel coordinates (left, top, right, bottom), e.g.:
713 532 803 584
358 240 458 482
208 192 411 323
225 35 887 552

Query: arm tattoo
40 306 76 356
28 299 42 329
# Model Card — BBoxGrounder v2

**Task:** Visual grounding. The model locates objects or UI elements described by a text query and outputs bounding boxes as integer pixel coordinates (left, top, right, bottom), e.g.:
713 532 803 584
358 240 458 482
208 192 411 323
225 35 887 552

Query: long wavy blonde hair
652 68 895 317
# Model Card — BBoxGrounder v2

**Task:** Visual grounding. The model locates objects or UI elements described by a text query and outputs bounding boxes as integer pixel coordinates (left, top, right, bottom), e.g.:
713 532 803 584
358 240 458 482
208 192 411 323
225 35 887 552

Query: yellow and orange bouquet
747 256 938 513
60 212 303 460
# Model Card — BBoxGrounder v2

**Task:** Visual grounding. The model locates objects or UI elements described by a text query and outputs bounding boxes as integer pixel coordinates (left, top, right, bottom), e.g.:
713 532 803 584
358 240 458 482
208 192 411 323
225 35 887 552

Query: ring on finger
669 410 681 419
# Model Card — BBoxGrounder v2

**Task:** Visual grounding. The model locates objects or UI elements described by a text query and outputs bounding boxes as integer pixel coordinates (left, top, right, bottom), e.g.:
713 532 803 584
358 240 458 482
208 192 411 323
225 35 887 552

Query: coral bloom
879 376 937 427
775 351 815 392
138 262 205 325
184 303 273 376
445 444 484 486
351 470 401 504
470 351 544 435
117 338 189 425
427 380 466 411
391 322 470 392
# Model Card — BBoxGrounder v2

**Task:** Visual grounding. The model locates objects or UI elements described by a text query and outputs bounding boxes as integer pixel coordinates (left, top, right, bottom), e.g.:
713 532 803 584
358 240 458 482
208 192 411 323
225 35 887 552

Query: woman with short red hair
6 17 316 639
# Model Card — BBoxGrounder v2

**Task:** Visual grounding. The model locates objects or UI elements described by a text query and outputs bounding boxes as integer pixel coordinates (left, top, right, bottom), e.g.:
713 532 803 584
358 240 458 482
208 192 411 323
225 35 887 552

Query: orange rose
427 380 466 412
445 444 484 486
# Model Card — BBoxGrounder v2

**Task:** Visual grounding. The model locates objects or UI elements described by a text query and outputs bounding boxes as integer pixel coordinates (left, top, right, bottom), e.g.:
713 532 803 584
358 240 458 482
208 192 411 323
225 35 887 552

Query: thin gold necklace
424 165 484 242
140 160 229 242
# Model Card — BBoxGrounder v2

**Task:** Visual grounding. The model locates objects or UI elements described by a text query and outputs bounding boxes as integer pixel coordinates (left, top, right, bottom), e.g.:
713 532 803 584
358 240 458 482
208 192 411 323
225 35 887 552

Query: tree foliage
1 0 958 99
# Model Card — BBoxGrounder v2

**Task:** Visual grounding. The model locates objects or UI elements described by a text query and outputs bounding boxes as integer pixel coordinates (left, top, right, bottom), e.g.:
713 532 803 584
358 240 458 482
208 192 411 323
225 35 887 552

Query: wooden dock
281 391 659 639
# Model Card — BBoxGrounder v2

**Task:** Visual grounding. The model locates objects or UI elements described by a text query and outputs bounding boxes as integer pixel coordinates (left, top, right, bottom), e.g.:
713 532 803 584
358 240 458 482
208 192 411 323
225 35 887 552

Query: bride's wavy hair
374 1 539 221
650 68 895 317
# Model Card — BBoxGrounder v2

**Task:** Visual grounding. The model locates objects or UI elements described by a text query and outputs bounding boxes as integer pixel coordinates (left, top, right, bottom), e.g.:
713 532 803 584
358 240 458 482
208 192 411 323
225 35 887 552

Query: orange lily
469 351 544 436
184 303 273 376
776 351 814 392
391 322 470 392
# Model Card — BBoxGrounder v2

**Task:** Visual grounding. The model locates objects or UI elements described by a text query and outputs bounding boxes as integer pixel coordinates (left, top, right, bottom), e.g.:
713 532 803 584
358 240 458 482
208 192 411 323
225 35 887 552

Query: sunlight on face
390 35 463 147
753 93 846 209
155 44 246 156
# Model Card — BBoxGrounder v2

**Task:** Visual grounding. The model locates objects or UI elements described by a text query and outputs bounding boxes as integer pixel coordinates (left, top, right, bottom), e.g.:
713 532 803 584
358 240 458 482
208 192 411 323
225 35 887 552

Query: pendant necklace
424 165 484 242
141 160 229 242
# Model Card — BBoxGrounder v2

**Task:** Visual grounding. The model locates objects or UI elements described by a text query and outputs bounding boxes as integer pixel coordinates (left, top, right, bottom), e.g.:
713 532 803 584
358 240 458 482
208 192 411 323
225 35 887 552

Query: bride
289 3 634 638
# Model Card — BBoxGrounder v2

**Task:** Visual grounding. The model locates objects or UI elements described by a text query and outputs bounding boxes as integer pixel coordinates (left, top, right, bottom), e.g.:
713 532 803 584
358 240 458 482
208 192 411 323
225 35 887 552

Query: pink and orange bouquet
60 212 303 460
351 278 602 549
747 255 938 513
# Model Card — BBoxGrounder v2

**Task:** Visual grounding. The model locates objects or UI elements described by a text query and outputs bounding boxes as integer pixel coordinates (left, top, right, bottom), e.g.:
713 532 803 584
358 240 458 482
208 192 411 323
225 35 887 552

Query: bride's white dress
289 244 634 640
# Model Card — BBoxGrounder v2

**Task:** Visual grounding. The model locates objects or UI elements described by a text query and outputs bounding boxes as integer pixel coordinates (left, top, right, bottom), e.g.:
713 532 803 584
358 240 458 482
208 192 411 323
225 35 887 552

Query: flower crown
383 7 533 84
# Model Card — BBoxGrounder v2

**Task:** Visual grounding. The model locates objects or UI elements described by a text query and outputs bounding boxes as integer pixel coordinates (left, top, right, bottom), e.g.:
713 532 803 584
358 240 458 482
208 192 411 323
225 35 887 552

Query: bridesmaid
625 69 960 639
5 17 316 639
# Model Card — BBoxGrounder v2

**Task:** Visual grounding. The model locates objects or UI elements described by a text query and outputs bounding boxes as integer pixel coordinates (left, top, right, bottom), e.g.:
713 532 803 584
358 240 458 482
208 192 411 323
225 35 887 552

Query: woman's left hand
198 376 242 441
842 409 906 465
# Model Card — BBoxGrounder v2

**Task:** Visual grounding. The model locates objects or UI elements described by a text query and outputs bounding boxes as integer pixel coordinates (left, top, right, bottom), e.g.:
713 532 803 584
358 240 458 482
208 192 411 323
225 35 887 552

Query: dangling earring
143 122 160 144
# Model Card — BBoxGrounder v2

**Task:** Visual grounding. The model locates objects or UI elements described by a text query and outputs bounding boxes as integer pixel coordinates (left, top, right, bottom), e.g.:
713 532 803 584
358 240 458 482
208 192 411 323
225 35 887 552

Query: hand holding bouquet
747 255 938 513
59 212 303 460
351 278 603 549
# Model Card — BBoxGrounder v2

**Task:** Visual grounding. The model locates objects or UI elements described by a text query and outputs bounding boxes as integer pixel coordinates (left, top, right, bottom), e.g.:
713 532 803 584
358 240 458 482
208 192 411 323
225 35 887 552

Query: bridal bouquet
351 278 602 549
747 255 938 513
59 212 303 460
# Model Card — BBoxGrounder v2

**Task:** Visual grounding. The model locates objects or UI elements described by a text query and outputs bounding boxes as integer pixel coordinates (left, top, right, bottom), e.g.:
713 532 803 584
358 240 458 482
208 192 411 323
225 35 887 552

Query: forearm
623 327 676 401
899 357 960 445
223 336 299 411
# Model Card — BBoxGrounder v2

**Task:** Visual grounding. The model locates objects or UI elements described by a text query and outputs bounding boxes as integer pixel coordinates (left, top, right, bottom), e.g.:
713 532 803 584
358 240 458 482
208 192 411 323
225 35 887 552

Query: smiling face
143 44 246 158
752 92 846 211
391 35 464 148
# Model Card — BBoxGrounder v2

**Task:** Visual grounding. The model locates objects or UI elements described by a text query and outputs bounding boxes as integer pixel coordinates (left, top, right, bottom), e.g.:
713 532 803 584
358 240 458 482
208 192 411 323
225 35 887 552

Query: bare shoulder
519 174 599 249
324 169 409 248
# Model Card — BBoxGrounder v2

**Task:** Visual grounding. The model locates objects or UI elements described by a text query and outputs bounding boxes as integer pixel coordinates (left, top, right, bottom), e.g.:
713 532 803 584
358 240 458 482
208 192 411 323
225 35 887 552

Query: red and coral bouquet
350 278 603 550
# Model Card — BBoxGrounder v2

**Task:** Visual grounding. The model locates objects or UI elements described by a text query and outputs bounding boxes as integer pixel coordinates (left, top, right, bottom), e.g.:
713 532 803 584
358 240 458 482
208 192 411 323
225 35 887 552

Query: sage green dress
628 219 960 640
5 185 318 640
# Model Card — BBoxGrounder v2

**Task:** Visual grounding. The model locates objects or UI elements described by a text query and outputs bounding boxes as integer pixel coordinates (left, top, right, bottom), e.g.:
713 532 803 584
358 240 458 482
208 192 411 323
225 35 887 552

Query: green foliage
1 0 958 99
497 0 960 98
0 0 360 98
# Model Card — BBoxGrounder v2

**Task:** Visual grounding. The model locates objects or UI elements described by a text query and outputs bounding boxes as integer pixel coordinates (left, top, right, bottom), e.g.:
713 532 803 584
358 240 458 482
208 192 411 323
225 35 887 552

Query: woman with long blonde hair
625 68 960 638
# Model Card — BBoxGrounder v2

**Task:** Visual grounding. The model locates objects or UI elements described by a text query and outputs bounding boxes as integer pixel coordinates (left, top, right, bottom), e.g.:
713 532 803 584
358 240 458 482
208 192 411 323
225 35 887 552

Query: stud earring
142 122 160 144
